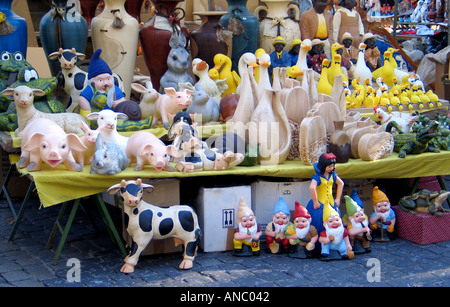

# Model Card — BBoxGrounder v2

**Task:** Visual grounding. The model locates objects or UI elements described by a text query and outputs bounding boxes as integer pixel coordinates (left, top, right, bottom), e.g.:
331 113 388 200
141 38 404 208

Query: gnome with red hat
285 201 318 259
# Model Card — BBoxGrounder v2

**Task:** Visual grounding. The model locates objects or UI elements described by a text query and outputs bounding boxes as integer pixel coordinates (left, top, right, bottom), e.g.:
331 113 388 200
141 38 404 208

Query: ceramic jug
328 120 351 163
91 0 139 98
0 0 27 57
254 0 301 54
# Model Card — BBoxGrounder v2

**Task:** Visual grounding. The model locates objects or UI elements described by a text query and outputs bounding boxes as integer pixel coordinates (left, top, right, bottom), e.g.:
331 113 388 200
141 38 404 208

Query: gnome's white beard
106 85 115 108
350 219 368 236
376 209 390 221
296 224 311 239
325 224 345 245
273 220 287 234
239 222 258 243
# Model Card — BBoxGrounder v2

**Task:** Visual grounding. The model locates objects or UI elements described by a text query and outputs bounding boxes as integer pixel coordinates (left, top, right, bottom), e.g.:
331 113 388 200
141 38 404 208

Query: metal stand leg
8 181 35 241
1 164 17 219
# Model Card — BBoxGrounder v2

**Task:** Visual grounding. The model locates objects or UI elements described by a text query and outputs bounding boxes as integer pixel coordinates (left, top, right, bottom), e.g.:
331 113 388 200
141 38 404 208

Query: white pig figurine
17 118 86 172
125 131 178 171
151 87 193 129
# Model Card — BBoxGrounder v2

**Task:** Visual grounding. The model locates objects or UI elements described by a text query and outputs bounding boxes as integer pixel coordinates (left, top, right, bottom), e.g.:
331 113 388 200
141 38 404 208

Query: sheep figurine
1 85 88 137
86 109 129 152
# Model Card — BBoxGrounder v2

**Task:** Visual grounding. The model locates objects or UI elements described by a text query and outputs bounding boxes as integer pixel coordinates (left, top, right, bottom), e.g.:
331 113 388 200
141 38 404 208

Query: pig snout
148 153 167 171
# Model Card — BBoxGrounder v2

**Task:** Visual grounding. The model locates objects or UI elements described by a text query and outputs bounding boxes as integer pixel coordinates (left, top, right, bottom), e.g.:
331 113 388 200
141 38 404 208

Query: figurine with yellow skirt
233 197 262 256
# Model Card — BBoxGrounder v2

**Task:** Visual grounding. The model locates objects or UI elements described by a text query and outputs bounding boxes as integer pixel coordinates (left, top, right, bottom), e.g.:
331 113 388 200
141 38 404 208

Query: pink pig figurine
17 118 87 172
151 87 193 129
125 131 178 171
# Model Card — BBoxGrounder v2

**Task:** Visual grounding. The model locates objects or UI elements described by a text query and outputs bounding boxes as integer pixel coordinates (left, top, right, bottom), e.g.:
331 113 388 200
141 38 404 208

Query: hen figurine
373 106 418 133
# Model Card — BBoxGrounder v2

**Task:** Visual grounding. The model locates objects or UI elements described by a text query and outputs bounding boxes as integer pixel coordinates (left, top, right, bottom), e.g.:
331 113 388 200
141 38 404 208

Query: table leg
8 181 35 242
1 164 17 219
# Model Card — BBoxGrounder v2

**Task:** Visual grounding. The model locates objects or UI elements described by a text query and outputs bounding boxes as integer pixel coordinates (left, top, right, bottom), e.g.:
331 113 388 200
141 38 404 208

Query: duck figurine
390 90 402 112
372 50 396 86
286 65 302 79
295 39 312 73
254 48 266 83
192 58 225 105
351 88 363 108
353 42 373 86
317 58 332 95
256 52 272 99
328 53 348 86
384 47 410 82
236 52 259 95
212 53 241 96
426 90 441 108
375 77 387 97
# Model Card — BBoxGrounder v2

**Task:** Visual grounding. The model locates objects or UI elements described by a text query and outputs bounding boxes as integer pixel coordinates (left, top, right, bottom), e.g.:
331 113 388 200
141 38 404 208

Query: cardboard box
251 180 311 232
393 206 450 245
196 185 252 252
26 47 52 78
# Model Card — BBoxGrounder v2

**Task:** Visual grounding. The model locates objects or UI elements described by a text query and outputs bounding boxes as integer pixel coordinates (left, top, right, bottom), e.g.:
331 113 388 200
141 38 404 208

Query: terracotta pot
328 120 351 163
190 11 229 69
79 0 99 27
139 0 188 92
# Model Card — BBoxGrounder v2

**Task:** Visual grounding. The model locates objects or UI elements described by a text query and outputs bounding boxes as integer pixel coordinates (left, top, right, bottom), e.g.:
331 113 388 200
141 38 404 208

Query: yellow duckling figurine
389 77 401 97
389 90 401 112
328 46 348 85
286 65 303 79
377 84 390 106
351 77 364 94
400 73 412 91
208 68 219 81
372 50 396 86
363 86 375 107
212 53 241 96
351 88 363 108
317 59 332 95
254 48 266 83
426 90 441 108
409 85 423 110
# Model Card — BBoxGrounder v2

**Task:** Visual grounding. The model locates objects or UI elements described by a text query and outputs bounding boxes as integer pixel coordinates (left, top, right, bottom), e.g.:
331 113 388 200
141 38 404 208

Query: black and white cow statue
107 179 201 273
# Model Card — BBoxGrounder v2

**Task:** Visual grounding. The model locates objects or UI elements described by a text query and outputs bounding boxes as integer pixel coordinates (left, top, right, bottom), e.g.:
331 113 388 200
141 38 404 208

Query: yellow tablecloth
12 150 450 208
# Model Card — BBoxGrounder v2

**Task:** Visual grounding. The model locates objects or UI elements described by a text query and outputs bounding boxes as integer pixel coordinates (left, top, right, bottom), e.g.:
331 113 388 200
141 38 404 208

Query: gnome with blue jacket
264 196 291 254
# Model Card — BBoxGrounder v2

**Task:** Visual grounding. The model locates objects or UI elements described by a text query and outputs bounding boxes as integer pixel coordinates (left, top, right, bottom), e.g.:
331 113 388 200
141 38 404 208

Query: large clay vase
139 0 188 92
125 0 145 23
190 11 230 69
254 0 301 54
0 0 27 57
91 0 139 98
219 0 259 73
40 0 89 76
328 120 351 163
79 0 99 27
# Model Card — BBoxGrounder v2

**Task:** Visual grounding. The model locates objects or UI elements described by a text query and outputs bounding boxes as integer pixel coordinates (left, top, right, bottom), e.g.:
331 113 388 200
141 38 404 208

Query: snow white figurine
306 153 344 238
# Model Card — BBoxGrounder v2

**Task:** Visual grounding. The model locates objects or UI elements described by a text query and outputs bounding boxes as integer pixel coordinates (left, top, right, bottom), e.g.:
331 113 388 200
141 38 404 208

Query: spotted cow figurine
107 179 201 273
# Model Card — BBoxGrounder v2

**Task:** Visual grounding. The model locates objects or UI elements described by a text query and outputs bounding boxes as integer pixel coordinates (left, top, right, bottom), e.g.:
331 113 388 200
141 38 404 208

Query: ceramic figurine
332 0 365 49
373 106 417 134
0 0 28 57
233 197 262 256
306 153 344 241
362 33 382 72
91 0 139 98
340 32 358 66
264 196 291 254
369 186 396 241
107 179 201 273
285 201 318 258
90 133 129 175
78 49 141 121
398 189 450 216
288 39 302 66
159 30 194 93
269 36 292 74
130 81 160 120
186 84 220 123
151 87 193 129
299 0 333 58
236 52 258 95
17 118 86 172
344 195 371 254
2 86 88 138
255 0 301 55
353 42 372 87
86 109 129 152
212 53 241 97
319 204 354 260
307 39 327 73
191 58 227 105
73 121 101 167
125 131 177 171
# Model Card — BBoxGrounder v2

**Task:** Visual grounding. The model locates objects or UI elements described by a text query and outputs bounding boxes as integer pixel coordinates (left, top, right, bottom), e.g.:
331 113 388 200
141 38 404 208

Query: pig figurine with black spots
17 118 86 172
125 131 178 171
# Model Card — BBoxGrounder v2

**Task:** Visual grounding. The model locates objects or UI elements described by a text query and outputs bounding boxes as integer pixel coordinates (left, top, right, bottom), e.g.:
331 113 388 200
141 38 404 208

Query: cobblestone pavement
1 198 449 288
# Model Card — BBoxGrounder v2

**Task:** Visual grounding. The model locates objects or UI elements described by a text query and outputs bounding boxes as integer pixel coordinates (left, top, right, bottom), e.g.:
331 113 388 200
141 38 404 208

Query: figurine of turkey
212 53 241 96
192 58 227 105
373 106 418 133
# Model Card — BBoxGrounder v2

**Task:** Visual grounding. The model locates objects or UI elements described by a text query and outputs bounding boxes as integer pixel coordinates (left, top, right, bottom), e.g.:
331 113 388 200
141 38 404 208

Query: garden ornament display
264 196 291 254
159 30 194 93
125 130 177 171
344 195 371 254
17 118 86 172
90 133 128 175
398 189 450 216
319 204 354 261
2 85 88 137
233 197 262 257
78 49 141 121
369 186 396 241
107 179 201 273
86 109 129 152
130 81 160 120
285 201 318 259
151 87 193 129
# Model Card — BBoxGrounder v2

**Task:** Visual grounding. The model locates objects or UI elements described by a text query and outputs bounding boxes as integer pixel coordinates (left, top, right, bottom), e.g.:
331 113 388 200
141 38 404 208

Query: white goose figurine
236 52 258 95
353 42 372 86
192 58 222 105
295 39 312 74
256 53 272 101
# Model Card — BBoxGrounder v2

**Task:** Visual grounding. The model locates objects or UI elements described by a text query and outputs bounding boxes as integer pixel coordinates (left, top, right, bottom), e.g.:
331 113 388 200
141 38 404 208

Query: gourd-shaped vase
139 0 188 92
91 0 139 98
79 0 99 27
250 69 291 165
190 11 230 69
328 120 351 163
40 0 88 76
0 0 27 57
219 0 259 73
254 0 300 54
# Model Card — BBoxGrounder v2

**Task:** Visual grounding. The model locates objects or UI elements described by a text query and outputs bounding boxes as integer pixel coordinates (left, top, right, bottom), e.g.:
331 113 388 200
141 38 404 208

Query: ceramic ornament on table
211 53 241 97
191 58 226 105
228 66 257 126
130 81 160 120
151 87 193 129
91 0 139 98
185 83 220 124
90 133 129 175
236 52 258 95
86 109 129 152
17 117 86 172
73 121 101 167
353 42 373 87
107 179 201 273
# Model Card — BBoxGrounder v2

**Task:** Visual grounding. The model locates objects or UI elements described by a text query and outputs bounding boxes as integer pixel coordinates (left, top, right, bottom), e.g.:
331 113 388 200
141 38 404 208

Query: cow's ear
142 184 154 193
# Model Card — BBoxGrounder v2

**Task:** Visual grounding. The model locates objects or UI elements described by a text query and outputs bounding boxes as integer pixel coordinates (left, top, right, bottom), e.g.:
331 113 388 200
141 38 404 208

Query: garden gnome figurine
344 195 371 254
285 201 318 258
78 49 141 120
264 196 291 254
233 197 262 256
319 204 354 261
369 186 396 241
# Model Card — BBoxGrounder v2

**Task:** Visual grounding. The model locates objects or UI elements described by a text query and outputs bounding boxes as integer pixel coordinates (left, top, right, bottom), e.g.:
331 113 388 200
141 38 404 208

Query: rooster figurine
373 106 418 133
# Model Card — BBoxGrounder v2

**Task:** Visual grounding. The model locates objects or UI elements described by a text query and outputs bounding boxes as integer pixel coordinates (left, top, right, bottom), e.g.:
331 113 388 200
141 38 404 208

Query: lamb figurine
1 85 88 137
86 109 129 152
